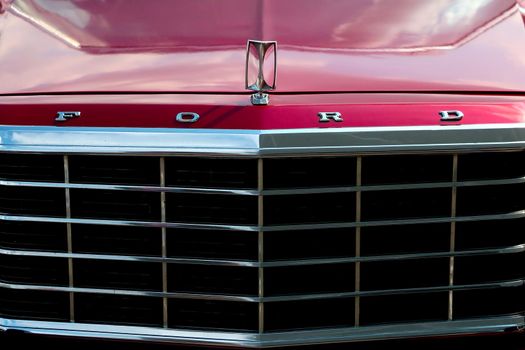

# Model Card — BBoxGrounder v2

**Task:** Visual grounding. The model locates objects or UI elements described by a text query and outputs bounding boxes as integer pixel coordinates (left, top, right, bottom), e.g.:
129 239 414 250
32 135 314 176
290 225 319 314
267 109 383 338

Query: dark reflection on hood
9 0 517 53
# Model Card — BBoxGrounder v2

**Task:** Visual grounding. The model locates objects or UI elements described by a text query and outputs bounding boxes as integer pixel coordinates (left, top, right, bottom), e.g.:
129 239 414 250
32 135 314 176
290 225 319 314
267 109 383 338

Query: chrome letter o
176 112 200 123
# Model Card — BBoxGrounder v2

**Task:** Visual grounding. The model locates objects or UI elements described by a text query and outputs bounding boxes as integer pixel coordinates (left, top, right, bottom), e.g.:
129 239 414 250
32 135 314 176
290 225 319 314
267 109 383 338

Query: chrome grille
0 151 523 342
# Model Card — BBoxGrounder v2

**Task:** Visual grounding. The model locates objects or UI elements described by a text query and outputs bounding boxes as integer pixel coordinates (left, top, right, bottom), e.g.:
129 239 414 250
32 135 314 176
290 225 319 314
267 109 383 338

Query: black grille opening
362 154 452 185
361 188 451 221
0 151 523 337
456 218 525 250
165 158 257 189
456 184 524 217
168 299 258 332
454 284 525 319
360 292 448 325
265 298 355 331
458 151 525 181
0 186 65 217
264 228 355 261
167 229 257 260
0 289 69 321
70 189 160 221
0 154 64 182
69 156 160 186
168 264 258 296
166 193 257 225
72 224 162 256
454 252 524 285
75 294 163 327
74 260 162 291
264 157 356 189
361 258 449 291
265 263 355 296
0 255 68 286
265 193 355 225
0 221 67 252
361 223 450 256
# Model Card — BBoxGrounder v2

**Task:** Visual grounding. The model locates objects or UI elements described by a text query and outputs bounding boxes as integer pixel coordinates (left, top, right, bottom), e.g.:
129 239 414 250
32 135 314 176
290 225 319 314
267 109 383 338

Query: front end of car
0 0 523 348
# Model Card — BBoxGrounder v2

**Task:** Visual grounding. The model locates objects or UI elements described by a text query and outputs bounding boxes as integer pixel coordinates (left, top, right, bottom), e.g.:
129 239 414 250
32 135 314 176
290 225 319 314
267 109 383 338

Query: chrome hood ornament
245 40 277 106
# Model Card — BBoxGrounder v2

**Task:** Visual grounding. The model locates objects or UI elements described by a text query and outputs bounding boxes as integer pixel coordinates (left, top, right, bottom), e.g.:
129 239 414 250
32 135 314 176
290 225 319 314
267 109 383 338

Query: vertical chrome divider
63 155 75 322
448 154 458 321
354 157 362 327
257 158 264 334
160 157 168 328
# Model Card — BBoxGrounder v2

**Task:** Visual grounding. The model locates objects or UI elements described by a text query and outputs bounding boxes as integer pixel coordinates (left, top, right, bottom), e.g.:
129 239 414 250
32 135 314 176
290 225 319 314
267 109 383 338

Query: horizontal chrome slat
261 244 525 267
0 279 521 303
0 179 259 196
0 247 259 267
1 315 523 348
458 177 525 188
1 124 525 155
0 245 522 267
264 176 525 195
2 210 525 232
1 176 525 196
0 214 259 231
0 281 259 302
263 279 524 302
264 210 525 231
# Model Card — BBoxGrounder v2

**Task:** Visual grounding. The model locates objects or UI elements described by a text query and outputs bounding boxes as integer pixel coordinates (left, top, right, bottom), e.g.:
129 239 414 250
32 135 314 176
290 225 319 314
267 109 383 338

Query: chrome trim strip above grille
0 124 525 155
1 315 522 348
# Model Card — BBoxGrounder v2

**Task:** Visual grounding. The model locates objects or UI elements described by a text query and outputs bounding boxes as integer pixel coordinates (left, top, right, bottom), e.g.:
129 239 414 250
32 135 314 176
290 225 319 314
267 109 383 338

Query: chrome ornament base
251 92 269 106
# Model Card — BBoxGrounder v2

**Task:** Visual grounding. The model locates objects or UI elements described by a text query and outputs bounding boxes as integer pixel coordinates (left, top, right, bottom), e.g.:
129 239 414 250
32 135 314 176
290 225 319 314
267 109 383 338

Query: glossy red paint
1 94 524 129
519 0 525 21
1 0 525 95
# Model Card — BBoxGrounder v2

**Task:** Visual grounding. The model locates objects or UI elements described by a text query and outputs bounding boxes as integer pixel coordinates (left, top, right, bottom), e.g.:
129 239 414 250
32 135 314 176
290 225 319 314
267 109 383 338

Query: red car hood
0 0 525 95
